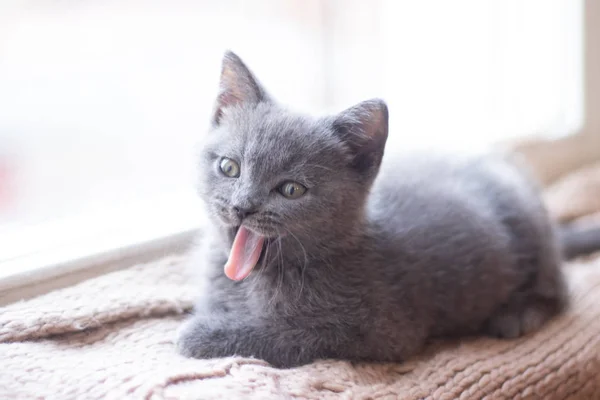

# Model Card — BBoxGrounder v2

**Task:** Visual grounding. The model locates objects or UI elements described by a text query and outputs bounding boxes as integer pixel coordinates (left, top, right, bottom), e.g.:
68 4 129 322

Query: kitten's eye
279 182 307 199
219 158 240 178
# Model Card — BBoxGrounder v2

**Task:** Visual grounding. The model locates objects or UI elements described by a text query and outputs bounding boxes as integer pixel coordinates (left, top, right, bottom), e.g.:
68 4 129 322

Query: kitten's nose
233 206 257 220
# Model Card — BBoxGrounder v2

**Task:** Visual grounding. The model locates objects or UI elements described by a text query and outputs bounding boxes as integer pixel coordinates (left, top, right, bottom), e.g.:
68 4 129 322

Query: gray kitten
177 51 600 368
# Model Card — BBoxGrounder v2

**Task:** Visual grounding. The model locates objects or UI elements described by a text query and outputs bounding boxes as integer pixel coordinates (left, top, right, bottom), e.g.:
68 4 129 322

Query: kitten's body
177 52 597 368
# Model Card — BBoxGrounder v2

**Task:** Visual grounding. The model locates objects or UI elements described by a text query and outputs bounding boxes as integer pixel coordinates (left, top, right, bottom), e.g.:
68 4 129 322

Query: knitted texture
545 161 600 222
1 252 600 399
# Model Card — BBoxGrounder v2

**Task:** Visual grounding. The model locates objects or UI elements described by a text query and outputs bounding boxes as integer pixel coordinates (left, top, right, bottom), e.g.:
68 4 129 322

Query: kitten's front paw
175 319 199 358
176 318 228 359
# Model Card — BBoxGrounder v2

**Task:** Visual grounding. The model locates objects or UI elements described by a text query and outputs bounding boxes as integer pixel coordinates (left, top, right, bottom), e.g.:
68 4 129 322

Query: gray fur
177 51 597 368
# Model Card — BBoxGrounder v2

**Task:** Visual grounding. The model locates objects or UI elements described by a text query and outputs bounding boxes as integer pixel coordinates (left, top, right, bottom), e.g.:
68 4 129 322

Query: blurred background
0 0 598 274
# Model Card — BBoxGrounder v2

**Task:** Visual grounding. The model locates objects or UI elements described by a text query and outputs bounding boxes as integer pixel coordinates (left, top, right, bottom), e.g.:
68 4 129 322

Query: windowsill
0 193 204 306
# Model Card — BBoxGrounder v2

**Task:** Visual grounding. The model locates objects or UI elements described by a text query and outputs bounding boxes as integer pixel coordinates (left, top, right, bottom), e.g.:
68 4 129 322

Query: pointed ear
332 99 389 176
212 51 270 126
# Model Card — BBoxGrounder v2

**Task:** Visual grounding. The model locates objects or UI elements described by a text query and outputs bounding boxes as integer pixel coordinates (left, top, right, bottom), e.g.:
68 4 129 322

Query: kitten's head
198 52 388 279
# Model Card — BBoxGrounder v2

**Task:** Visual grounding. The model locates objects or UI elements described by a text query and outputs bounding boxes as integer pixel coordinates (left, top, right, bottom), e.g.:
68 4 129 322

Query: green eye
279 181 307 199
219 158 240 178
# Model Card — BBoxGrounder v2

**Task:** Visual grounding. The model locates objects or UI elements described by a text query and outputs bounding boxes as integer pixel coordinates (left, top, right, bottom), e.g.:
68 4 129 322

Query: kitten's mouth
223 225 266 281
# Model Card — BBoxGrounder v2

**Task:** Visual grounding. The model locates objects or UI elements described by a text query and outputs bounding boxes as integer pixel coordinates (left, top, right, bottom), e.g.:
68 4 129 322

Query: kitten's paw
176 318 228 359
175 319 198 358
485 302 554 339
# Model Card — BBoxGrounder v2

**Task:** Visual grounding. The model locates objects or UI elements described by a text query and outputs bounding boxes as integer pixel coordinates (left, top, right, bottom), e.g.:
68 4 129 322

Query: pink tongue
224 226 265 281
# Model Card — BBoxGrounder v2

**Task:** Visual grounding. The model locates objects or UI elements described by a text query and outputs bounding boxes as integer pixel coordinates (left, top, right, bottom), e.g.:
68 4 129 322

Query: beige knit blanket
1 251 600 399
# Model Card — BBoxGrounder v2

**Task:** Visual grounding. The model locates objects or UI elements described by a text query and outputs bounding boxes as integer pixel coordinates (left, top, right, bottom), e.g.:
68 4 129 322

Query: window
324 0 583 151
0 0 588 293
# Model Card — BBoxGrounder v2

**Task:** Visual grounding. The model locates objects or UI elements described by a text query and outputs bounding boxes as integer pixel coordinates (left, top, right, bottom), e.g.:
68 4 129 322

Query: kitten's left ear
212 51 270 126
332 99 389 177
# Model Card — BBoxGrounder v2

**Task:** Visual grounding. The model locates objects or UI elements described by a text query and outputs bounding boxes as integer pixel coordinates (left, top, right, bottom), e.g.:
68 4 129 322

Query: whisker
262 210 282 218
272 236 285 308
250 238 271 298
254 218 279 226
285 228 309 301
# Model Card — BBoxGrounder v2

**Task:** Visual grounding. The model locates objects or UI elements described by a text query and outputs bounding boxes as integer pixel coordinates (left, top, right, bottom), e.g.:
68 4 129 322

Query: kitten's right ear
212 51 270 126
331 99 389 178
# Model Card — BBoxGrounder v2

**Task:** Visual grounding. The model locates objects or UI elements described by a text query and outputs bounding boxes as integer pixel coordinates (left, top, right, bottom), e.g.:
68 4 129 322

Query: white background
0 0 583 265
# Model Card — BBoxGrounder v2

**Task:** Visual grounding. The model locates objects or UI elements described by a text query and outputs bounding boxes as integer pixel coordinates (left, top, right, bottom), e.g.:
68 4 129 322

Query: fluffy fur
177 51 600 368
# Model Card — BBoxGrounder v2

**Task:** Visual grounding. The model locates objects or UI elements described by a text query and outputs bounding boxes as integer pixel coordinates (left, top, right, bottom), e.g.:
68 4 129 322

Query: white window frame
0 198 202 305
512 0 600 185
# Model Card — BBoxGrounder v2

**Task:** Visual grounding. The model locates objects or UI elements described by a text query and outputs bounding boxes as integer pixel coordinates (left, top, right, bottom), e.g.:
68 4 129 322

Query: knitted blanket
1 251 600 399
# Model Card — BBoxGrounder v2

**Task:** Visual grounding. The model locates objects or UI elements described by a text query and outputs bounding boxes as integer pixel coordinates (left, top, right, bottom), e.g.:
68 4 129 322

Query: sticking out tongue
224 226 265 281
